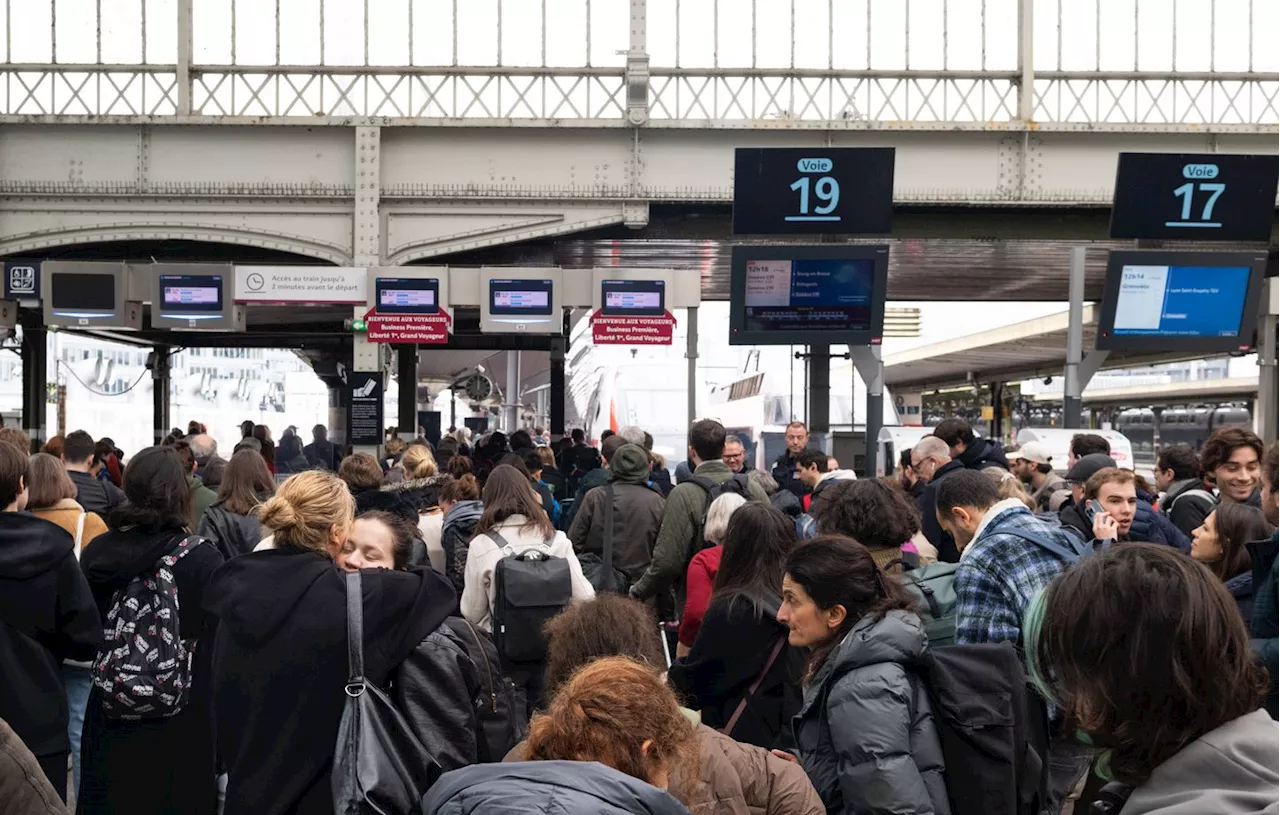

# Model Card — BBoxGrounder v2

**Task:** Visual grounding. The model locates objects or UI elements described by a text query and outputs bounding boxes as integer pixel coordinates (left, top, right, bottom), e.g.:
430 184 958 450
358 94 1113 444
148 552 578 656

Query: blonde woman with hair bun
206 469 488 815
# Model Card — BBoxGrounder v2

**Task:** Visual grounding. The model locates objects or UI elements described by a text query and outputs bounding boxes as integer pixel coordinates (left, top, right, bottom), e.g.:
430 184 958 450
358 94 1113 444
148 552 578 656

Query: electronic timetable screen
489 279 555 316
50 273 117 317
159 274 224 316
742 258 875 334
1110 264 1251 338
601 279 666 316
375 278 440 315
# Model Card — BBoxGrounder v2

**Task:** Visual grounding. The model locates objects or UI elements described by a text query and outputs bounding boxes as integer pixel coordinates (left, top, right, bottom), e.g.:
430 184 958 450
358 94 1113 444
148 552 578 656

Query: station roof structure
882 305 1223 390
1032 377 1260 407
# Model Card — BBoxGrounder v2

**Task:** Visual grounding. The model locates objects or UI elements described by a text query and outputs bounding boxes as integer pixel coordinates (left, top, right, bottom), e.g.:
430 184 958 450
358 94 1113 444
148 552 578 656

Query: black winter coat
383 476 447 513
442 500 484 599
196 502 265 559
68 470 126 516
205 548 461 815
958 438 1009 471
77 527 225 815
668 595 803 751
0 513 101 757
917 459 967 564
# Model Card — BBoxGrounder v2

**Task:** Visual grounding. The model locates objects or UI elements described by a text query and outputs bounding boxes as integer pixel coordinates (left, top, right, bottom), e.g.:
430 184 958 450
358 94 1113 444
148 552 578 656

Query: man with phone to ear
1057 453 1138 546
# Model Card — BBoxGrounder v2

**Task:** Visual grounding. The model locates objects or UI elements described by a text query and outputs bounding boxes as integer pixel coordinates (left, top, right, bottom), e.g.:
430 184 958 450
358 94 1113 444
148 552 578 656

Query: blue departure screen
742 258 874 333
1111 264 1251 338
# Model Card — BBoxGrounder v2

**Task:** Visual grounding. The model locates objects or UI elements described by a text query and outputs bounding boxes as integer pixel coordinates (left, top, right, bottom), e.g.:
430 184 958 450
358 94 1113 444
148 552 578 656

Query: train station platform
882 305 1234 391
1032 377 1260 408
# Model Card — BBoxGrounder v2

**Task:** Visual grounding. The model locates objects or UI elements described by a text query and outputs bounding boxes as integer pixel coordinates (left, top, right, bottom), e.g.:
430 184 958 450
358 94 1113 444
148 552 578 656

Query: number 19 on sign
787 157 841 223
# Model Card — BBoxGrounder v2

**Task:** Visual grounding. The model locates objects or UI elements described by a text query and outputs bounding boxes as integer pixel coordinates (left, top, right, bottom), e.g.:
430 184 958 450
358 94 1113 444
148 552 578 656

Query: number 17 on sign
786 157 841 223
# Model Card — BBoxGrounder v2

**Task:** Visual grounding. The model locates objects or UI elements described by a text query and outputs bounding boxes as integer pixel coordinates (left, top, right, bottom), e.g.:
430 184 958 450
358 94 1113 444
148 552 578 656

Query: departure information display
1111 264 1251 338
729 245 889 346
601 279 666 316
490 279 554 315
159 274 224 316
51 273 117 317
375 277 439 315
1097 250 1267 353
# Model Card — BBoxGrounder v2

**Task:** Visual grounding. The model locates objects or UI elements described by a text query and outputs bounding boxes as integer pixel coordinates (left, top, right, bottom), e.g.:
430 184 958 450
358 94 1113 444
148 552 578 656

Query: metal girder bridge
0 0 1276 269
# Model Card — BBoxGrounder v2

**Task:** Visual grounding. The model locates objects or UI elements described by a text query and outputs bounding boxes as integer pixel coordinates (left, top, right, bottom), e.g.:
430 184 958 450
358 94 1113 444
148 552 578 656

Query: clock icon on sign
246 272 265 292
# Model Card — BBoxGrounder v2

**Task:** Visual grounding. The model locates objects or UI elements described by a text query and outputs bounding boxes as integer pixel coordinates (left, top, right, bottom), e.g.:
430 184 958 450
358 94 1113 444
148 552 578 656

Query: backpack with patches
93 535 203 720
686 474 753 549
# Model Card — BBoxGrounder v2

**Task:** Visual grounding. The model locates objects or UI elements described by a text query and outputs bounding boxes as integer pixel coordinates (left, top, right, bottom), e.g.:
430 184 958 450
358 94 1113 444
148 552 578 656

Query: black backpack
490 530 572 666
442 617 528 762
686 474 753 549
920 641 1052 815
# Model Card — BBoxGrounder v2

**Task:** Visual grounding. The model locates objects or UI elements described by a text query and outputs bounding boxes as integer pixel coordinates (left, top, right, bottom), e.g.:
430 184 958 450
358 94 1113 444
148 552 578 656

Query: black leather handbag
333 570 441 815
578 483 630 594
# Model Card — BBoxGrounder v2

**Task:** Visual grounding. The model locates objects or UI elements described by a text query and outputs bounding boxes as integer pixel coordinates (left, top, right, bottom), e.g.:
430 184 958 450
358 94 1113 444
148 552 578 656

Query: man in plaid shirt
934 470 1088 646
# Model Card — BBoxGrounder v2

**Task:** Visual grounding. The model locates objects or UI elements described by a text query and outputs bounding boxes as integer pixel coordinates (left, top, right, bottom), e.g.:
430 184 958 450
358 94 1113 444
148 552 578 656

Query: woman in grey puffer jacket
779 535 950 815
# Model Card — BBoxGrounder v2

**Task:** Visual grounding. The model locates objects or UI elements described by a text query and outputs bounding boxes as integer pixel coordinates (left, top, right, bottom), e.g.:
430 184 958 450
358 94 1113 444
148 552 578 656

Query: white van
1014 427 1135 473
877 426 936 477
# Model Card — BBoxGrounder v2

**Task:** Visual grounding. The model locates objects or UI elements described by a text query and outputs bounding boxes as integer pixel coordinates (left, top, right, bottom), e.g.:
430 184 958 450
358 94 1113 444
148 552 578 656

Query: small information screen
375 277 439 315
1097 250 1267 353
51 273 117 317
159 274 224 316
490 279 554 316
601 279 666 316
1110 153 1278 242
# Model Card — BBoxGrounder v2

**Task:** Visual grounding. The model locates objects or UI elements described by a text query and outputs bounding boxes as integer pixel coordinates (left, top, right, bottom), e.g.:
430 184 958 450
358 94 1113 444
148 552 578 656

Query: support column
505 351 521 432
19 312 47 453
397 344 417 436
807 344 831 434
1064 246 1086 428
176 0 192 115
152 345 171 446
351 126 383 458
550 337 566 443
990 382 1005 443
851 346 884 477
686 306 699 427
1016 0 1034 122
625 0 650 126
1258 278 1279 444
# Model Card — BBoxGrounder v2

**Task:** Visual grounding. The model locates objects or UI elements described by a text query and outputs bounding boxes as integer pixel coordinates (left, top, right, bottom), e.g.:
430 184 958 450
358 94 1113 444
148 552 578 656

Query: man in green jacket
1250 443 1278 719
629 419 769 615
175 440 219 530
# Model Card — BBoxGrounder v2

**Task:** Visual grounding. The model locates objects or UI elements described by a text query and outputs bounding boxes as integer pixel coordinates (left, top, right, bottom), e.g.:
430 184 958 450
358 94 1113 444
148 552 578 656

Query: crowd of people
0 413 1276 815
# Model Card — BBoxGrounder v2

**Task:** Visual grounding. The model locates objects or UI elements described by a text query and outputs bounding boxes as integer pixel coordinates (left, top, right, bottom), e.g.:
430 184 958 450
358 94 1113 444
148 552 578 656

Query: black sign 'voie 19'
732 147 895 236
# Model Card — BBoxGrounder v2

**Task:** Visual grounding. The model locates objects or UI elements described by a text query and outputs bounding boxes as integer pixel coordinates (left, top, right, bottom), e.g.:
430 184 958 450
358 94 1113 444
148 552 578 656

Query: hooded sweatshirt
0 513 102 757
1119 709 1279 815
205 548 457 815
423 760 691 815
958 439 1009 471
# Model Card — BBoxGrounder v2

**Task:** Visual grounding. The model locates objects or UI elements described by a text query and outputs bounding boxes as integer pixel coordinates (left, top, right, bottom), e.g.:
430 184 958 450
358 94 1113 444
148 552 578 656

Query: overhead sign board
479 267 563 335
1110 153 1279 242
345 371 384 446
590 311 677 345
364 268 452 344
234 266 366 304
588 269 677 345
732 147 895 236
42 261 142 329
4 260 40 302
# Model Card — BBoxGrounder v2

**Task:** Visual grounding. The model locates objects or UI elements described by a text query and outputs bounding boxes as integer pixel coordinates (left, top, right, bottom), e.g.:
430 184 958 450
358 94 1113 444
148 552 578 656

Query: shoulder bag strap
344 570 365 689
487 529 511 552
722 634 787 738
603 482 615 572
73 510 87 558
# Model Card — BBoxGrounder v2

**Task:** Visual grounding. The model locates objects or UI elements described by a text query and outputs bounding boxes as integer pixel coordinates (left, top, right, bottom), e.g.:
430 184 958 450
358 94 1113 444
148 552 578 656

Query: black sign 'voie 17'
1110 153 1279 242
732 147 895 236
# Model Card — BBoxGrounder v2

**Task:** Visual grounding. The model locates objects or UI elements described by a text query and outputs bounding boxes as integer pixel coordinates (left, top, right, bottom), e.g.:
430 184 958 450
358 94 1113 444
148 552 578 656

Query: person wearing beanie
569 443 667 589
